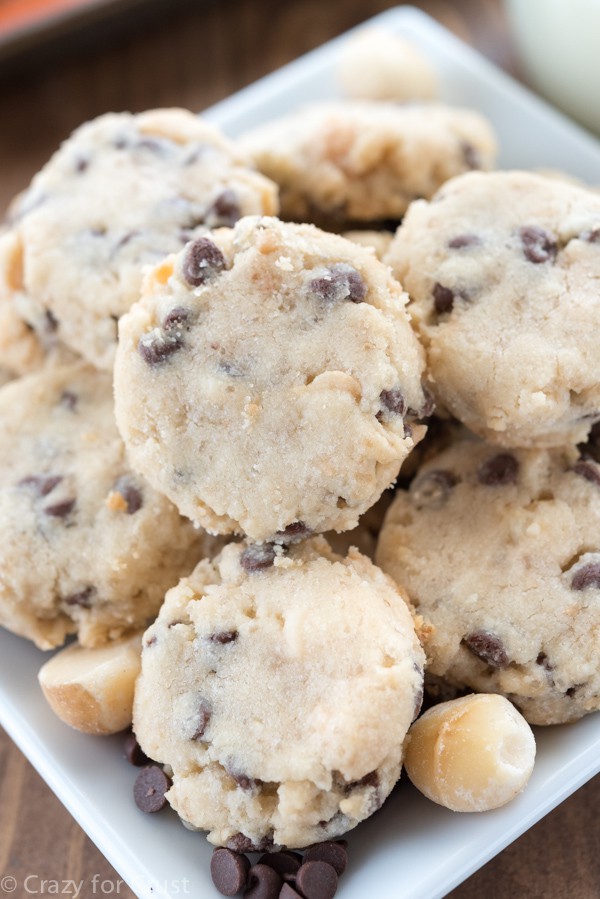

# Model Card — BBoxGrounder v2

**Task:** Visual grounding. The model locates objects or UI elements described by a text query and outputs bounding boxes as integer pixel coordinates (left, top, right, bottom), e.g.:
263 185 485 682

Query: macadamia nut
38 631 143 735
404 693 536 812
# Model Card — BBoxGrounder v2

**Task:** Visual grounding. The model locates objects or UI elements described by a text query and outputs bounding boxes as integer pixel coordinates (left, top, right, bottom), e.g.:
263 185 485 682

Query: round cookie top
1 108 278 370
376 437 600 724
114 216 428 541
134 537 425 849
385 170 600 447
0 361 216 650
240 101 496 225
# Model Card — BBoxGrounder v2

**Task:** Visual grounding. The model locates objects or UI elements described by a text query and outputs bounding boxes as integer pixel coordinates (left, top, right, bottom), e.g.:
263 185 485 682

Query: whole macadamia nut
404 693 536 812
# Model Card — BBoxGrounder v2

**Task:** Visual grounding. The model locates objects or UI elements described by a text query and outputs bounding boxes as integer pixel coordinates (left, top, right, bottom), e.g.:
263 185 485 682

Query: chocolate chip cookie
386 170 600 446
0 360 218 649
114 216 428 541
134 537 425 848
0 109 278 370
376 437 600 724
240 101 496 224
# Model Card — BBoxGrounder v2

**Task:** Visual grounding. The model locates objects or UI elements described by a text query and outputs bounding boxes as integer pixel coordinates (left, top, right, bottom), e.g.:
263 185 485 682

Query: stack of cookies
1 27 597 886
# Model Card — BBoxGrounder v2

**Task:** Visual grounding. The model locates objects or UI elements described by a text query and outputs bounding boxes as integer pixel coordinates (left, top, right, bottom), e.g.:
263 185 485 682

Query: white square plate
2 7 600 898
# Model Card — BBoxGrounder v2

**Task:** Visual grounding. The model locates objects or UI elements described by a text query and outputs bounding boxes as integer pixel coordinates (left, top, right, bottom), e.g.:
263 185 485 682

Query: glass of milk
505 0 600 135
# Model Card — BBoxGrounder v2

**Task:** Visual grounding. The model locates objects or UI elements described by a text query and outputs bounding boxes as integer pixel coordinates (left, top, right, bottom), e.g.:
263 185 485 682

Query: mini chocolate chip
113 476 143 514
59 390 78 410
192 699 212 740
229 769 263 791
75 157 89 173
113 230 140 254
296 861 338 899
280 886 303 899
585 227 600 243
536 652 554 672
64 586 96 608
206 189 242 227
124 732 150 767
303 843 347 877
138 330 183 365
227 833 274 853
136 137 166 154
211 848 251 897
410 469 458 509
18 474 63 496
461 140 481 170
432 282 454 314
379 388 406 417
477 453 519 486
244 864 282 899
44 498 76 518
133 765 171 813
463 631 509 668
571 561 600 591
346 770 379 791
182 236 226 286
163 306 191 331
209 630 238 644
240 543 277 573
45 309 59 333
310 264 366 304
566 686 579 698
407 387 435 420
272 522 312 544
518 225 557 264
448 233 481 249
573 459 600 487
258 852 302 879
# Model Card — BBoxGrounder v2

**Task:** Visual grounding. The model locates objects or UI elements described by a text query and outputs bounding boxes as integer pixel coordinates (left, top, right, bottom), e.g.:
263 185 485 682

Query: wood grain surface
0 1 598 897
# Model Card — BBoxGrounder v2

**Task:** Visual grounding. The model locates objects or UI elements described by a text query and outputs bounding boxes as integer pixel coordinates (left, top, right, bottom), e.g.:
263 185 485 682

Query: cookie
0 108 278 370
133 537 425 849
337 28 438 102
114 216 428 541
0 360 219 650
240 101 496 224
376 438 600 724
385 170 600 446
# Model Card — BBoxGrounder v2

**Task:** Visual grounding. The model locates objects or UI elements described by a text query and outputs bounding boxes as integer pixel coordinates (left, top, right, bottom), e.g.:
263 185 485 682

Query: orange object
0 0 97 35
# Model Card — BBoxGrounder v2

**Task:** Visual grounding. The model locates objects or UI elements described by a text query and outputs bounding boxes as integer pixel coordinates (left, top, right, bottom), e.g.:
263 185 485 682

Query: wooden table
0 1 598 896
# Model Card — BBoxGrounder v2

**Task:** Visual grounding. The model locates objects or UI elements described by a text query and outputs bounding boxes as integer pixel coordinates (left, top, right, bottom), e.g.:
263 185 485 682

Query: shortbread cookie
241 102 496 224
38 630 143 734
404 694 536 812
376 438 600 724
337 28 438 102
0 108 278 370
114 217 428 541
134 537 425 849
386 170 600 446
0 361 218 650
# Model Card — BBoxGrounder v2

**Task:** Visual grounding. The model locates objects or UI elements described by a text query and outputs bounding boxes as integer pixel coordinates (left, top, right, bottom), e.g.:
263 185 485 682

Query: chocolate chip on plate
133 765 171 813
244 863 282 898
295 860 338 899
124 732 150 767
303 842 348 877
258 851 302 879
211 847 251 897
